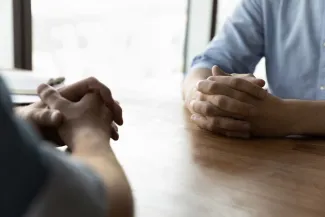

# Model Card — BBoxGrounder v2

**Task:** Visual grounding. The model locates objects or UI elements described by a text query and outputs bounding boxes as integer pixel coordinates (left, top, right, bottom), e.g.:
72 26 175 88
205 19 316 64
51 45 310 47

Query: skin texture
184 66 266 138
192 88 294 137
38 83 133 217
15 77 121 143
185 66 325 138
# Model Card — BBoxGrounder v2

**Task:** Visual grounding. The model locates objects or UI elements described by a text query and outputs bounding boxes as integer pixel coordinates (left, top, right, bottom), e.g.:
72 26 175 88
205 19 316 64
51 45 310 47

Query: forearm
182 68 211 106
285 99 325 135
72 128 133 217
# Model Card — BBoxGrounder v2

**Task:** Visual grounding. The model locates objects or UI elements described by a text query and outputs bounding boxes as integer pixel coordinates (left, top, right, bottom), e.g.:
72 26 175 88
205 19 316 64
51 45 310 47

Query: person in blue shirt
183 0 325 138
2 77 133 217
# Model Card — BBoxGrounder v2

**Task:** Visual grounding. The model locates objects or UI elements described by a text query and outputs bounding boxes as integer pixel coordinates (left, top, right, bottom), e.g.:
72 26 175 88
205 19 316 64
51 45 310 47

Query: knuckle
216 118 229 129
197 92 205 101
201 104 210 115
208 82 218 92
229 78 242 88
39 110 51 120
30 111 40 121
214 95 228 108
191 101 200 113
225 119 249 131
233 91 249 102
207 76 215 81
218 118 241 130
204 104 216 116
189 100 197 113
31 110 50 123
87 76 99 84
207 119 217 130
202 82 213 92
42 88 56 99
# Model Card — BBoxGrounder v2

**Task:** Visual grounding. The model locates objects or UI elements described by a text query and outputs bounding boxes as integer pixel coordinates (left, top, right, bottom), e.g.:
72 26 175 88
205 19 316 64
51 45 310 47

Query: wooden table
109 77 325 217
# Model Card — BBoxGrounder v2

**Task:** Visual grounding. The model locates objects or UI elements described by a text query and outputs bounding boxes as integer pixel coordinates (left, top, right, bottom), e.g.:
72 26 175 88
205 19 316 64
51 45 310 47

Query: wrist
72 127 111 153
61 124 111 151
283 99 325 135
282 99 301 135
182 68 212 109
74 125 110 141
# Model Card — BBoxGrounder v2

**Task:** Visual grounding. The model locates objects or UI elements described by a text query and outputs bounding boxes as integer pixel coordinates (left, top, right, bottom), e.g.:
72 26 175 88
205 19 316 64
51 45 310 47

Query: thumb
80 91 101 102
29 108 63 127
212 65 228 76
37 83 70 109
233 73 266 88
77 92 102 108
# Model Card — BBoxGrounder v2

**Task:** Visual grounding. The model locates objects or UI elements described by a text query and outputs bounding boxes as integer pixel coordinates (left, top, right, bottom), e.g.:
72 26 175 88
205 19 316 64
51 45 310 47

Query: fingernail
191 114 200 120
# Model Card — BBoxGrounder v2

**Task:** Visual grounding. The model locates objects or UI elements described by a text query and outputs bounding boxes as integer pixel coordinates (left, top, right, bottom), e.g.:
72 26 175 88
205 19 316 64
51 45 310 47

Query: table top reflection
111 78 325 217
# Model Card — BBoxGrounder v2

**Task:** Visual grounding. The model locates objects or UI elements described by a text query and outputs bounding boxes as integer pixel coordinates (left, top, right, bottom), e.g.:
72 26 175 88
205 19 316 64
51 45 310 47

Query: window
31 0 188 82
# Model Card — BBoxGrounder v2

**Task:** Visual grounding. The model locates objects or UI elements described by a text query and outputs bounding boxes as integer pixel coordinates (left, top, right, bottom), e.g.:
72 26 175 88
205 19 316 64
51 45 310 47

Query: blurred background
0 0 265 99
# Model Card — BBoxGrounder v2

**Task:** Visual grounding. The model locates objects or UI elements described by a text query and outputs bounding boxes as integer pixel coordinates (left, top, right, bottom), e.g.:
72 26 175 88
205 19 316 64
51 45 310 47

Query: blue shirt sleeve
0 77 49 217
191 0 265 74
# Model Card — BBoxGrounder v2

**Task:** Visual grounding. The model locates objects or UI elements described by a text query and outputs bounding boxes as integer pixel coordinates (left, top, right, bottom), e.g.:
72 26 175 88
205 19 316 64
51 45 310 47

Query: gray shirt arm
24 143 108 217
0 75 108 217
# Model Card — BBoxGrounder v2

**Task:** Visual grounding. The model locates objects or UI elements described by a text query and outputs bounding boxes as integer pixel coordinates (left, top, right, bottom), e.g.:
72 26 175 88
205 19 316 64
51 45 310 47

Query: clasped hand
188 66 294 138
16 77 122 146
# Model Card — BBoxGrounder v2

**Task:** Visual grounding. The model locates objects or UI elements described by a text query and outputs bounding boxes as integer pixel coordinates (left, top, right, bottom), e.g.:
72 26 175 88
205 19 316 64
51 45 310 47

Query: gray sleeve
24 143 108 217
0 77 50 217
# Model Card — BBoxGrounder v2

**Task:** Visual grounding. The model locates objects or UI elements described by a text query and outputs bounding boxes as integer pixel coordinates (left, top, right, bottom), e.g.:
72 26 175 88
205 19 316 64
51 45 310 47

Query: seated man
183 0 325 138
0 76 133 217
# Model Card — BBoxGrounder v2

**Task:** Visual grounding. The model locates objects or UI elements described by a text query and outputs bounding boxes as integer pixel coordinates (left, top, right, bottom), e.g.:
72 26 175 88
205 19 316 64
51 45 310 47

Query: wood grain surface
110 77 325 217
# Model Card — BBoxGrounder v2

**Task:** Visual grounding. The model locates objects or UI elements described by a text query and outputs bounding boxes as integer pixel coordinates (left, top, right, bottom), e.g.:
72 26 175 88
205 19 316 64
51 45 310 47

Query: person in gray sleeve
0 76 133 217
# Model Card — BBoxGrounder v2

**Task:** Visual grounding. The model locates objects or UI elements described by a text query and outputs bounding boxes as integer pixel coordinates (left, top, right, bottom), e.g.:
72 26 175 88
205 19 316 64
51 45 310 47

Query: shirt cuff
191 61 215 70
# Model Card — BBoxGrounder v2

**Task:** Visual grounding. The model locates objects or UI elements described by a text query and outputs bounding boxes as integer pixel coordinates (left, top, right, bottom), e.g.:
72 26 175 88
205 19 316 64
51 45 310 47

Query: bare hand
189 65 266 138
37 84 113 149
16 77 120 143
58 77 123 126
246 94 292 137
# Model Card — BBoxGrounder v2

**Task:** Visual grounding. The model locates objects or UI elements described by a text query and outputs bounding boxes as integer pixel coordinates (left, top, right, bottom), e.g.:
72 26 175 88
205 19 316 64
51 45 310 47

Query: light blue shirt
191 0 325 100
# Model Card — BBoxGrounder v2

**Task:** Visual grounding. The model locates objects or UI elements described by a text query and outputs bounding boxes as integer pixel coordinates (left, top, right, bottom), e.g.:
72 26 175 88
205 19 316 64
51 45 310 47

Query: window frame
210 0 218 40
13 0 32 70
183 0 218 73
